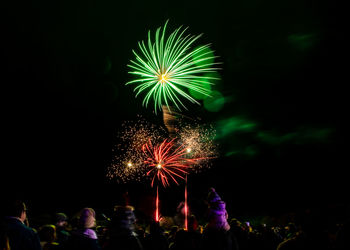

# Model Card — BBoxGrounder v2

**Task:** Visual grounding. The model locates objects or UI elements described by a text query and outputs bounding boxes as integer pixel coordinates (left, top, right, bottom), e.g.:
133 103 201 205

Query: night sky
2 0 347 220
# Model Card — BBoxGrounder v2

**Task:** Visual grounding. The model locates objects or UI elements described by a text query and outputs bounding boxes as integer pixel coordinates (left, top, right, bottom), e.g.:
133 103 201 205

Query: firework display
109 21 220 224
107 116 217 185
127 21 221 113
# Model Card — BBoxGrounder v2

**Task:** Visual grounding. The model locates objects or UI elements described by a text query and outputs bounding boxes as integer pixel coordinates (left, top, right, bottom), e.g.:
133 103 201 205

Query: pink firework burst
142 138 199 187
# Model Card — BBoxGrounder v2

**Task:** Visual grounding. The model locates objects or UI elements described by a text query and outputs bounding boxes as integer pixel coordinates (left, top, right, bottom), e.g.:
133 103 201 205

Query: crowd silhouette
1 188 348 250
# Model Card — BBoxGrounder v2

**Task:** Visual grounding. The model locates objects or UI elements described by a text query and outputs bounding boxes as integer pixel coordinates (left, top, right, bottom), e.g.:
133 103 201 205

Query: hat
207 188 227 215
207 188 222 203
206 188 230 231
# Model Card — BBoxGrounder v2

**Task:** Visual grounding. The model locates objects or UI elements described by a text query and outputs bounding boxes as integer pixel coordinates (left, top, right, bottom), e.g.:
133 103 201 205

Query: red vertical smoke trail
185 175 188 230
156 185 159 222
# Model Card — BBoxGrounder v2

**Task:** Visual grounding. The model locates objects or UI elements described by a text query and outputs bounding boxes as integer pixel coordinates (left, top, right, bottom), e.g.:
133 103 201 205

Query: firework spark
142 138 201 187
107 117 167 183
107 117 217 184
127 21 221 113
177 123 218 172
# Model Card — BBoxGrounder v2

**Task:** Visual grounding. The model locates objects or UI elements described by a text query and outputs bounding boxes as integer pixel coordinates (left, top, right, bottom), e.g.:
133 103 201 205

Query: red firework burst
142 138 199 187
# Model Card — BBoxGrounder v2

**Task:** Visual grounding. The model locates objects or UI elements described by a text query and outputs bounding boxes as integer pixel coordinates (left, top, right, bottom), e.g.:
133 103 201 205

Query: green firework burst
127 21 221 113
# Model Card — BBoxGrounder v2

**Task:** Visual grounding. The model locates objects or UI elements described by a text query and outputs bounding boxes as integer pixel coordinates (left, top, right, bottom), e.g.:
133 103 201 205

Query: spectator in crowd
38 224 59 250
54 213 70 245
201 188 239 250
64 207 101 250
167 225 178 248
248 223 281 250
169 214 201 250
186 214 202 249
2 200 42 250
168 228 187 250
285 222 298 240
173 202 186 229
277 208 329 250
230 218 250 250
143 221 168 250
103 205 143 250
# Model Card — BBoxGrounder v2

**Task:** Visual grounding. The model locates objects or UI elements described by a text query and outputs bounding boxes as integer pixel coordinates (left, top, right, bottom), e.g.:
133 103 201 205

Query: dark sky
2 0 347 219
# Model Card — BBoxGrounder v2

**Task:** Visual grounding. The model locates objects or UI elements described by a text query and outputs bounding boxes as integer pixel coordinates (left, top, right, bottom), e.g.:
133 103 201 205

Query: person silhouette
64 207 101 250
2 199 42 250
103 205 143 250
201 188 238 250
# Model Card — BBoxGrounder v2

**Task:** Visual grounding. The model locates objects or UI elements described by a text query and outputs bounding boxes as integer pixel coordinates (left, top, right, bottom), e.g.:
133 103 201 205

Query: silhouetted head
55 213 68 227
111 205 136 231
5 200 27 223
78 208 96 229
39 224 57 243
188 214 198 232
149 220 163 235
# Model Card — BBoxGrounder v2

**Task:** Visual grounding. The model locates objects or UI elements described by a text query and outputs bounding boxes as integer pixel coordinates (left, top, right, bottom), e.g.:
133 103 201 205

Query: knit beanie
207 188 227 214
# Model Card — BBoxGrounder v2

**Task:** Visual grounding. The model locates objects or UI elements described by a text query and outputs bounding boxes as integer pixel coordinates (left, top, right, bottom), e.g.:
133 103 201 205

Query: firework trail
127 20 221 113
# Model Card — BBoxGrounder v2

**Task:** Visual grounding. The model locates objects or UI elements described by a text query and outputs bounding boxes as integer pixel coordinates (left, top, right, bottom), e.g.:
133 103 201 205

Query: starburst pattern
142 138 200 187
127 21 221 113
